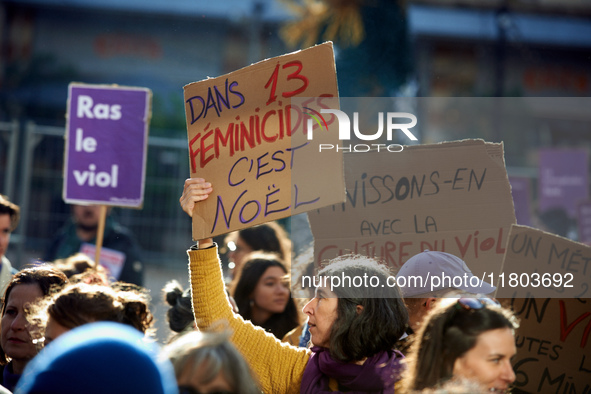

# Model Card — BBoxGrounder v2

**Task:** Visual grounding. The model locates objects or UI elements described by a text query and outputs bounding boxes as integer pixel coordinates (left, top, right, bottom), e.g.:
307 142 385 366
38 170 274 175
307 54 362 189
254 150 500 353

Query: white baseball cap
397 250 496 297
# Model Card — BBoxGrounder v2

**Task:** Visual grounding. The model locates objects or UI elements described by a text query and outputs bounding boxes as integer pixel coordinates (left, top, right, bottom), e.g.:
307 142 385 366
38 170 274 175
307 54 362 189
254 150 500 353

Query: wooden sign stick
94 205 108 270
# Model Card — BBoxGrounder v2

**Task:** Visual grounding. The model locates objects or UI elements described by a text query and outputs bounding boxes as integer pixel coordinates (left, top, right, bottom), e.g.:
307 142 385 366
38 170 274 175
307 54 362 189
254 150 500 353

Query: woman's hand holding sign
180 178 212 217
180 178 213 247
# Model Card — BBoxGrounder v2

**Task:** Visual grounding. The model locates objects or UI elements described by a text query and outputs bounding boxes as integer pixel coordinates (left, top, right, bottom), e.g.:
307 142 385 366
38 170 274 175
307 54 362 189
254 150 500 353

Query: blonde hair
163 330 260 394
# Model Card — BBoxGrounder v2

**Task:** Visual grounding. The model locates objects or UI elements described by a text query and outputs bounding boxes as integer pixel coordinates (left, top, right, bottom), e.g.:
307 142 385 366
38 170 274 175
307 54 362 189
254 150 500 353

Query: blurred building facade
1 0 590 267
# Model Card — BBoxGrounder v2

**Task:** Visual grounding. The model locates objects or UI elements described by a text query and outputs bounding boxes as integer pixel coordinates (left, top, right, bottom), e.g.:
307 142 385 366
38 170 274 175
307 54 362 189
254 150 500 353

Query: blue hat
397 250 496 297
16 322 178 394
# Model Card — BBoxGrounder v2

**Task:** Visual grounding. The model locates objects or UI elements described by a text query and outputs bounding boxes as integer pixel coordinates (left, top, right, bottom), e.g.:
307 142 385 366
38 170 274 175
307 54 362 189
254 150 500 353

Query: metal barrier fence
2 120 194 268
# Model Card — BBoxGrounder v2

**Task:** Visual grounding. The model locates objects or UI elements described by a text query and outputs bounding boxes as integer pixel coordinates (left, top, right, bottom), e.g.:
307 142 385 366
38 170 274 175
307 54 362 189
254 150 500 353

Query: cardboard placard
63 83 152 208
80 243 126 280
496 225 591 298
507 297 591 393
307 139 516 279
184 42 343 240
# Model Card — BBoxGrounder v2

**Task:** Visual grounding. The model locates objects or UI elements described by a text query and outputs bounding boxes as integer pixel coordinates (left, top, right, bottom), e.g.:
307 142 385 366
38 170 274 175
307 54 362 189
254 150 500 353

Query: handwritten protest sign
507 297 591 393
64 83 152 208
307 139 516 280
497 225 590 298
184 42 343 240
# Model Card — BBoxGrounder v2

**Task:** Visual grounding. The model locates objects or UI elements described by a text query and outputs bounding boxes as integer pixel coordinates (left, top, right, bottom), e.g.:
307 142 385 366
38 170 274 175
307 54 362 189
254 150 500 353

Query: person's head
537 207 571 237
397 250 496 332
0 266 68 372
71 204 112 232
404 297 437 334
403 296 519 392
164 330 260 394
225 222 291 272
33 282 153 347
71 204 100 229
163 281 238 343
231 253 299 339
15 322 178 394
52 253 108 284
0 195 20 260
302 254 408 363
163 280 194 336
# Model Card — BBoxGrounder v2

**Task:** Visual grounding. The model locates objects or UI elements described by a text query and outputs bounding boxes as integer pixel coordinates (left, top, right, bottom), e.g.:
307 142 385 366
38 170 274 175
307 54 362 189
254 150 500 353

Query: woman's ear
356 305 364 315
425 297 438 310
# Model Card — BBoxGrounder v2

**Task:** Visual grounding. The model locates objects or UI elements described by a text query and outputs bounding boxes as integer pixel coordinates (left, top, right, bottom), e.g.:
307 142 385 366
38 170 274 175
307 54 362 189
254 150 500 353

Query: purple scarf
300 346 405 394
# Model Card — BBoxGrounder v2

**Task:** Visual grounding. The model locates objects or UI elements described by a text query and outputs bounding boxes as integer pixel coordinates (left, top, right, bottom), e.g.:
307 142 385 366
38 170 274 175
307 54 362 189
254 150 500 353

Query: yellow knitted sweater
188 245 310 394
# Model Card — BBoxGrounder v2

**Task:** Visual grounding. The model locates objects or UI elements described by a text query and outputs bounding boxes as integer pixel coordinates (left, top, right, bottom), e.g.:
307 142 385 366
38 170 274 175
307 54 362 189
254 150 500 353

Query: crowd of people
0 184 523 393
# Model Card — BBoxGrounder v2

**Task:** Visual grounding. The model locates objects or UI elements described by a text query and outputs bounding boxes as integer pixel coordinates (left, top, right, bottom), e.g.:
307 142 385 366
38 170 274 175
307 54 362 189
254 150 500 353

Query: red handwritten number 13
264 61 309 106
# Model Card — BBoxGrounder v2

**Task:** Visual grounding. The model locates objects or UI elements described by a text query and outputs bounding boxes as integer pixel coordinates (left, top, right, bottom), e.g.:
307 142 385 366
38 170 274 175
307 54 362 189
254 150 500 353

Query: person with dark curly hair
162 279 240 343
162 280 194 339
29 282 153 347
51 253 109 284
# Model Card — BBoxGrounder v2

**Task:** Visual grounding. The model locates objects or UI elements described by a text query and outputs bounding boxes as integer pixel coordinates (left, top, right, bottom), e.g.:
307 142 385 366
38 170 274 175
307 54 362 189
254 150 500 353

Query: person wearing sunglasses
401 296 519 393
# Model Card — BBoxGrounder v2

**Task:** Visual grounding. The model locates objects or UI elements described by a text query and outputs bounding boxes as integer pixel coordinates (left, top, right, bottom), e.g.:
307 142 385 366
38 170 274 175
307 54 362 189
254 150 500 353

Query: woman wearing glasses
401 296 519 393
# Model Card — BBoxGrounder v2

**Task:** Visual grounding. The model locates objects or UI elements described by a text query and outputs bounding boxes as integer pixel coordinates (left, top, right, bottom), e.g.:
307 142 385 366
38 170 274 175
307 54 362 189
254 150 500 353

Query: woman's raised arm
180 178 310 393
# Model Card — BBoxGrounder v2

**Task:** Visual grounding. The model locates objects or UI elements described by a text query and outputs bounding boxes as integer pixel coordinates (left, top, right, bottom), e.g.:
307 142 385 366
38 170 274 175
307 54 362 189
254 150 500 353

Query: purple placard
509 176 532 226
538 148 589 217
63 83 151 207
577 201 591 246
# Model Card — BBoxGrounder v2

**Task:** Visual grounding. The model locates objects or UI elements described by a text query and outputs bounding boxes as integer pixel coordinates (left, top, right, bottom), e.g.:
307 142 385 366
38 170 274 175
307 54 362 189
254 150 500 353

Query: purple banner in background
538 148 589 218
509 176 532 227
577 201 591 246
63 83 151 207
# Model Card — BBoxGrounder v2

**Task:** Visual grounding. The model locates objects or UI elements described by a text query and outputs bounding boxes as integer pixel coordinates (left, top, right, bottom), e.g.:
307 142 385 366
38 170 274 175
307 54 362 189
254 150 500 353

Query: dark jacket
0 362 21 392
44 217 144 286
